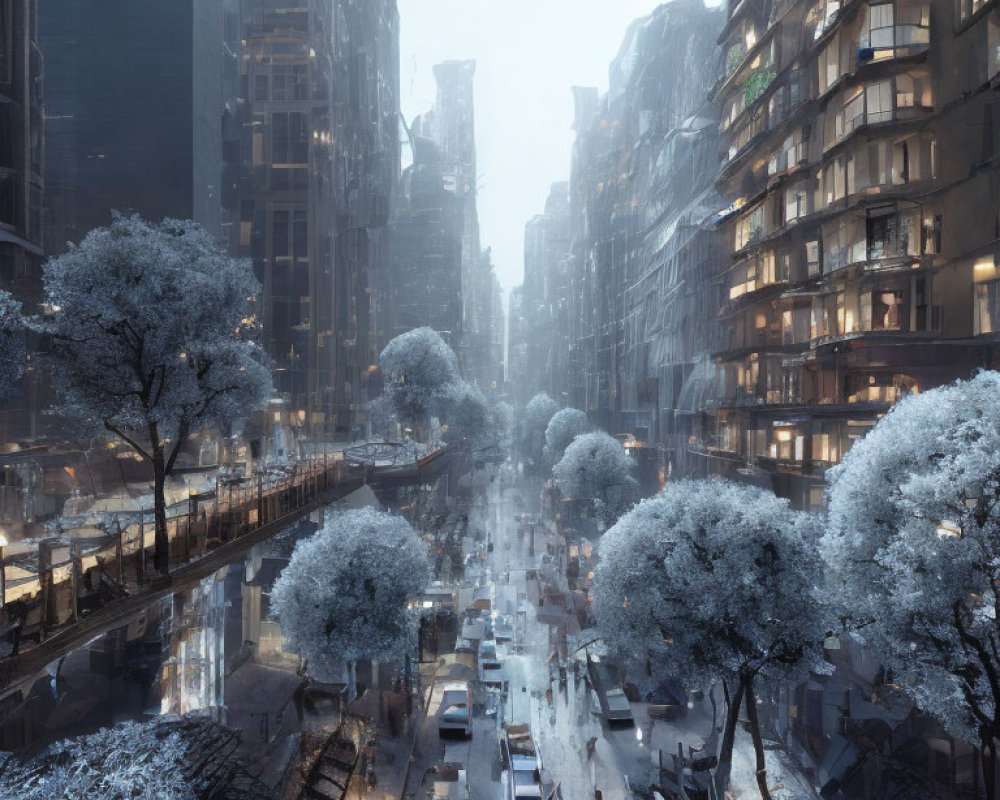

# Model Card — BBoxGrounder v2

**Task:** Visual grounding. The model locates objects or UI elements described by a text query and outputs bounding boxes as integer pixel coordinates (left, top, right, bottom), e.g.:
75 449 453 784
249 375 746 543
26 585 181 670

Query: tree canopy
0 718 207 800
543 407 590 465
378 327 461 428
552 431 639 527
518 392 560 469
0 291 25 398
823 371 1000 760
271 508 430 682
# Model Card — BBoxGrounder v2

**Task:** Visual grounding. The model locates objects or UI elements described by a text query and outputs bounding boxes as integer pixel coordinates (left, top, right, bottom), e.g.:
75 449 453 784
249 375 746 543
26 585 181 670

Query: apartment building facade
706 0 1000 507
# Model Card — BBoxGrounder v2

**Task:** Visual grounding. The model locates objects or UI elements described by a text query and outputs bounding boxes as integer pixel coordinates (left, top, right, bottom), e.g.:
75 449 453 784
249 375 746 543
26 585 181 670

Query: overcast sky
397 0 670 293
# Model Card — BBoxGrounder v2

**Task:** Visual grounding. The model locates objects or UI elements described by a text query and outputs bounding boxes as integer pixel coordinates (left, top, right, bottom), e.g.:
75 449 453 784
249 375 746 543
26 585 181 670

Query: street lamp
0 532 7 609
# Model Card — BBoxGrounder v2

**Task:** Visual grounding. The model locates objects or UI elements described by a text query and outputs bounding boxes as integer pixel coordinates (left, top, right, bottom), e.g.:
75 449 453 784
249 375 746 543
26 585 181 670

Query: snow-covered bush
38 215 272 574
0 718 202 799
543 407 590 465
823 371 1000 764
593 479 827 798
552 431 638 527
378 327 461 429
271 508 429 689
517 393 560 470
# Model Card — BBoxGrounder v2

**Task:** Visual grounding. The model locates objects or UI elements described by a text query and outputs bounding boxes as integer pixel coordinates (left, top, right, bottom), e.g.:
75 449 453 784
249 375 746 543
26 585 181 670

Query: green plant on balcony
726 42 746 76
744 67 777 106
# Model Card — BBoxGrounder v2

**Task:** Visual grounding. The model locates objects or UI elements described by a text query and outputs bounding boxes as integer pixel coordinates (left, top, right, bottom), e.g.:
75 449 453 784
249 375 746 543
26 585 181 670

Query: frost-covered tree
543 407 591 465
0 718 206 799
0 291 26 398
823 371 1000 798
38 215 272 574
552 431 639 527
378 327 461 432
593 480 827 799
271 507 429 694
436 381 491 448
517 392 559 470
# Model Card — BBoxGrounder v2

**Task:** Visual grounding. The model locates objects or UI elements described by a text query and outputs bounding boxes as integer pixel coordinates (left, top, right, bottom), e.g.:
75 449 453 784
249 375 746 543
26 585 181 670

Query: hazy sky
397 0 669 293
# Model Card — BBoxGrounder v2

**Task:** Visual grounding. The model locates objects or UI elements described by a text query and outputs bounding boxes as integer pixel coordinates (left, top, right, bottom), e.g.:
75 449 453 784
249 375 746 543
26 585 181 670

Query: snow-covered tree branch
36 214 273 574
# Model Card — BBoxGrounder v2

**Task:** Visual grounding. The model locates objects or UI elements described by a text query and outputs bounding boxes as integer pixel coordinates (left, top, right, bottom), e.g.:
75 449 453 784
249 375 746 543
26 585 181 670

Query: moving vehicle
478 638 503 689
425 762 470 800
499 724 551 800
438 681 472 738
493 614 514 643
604 687 635 727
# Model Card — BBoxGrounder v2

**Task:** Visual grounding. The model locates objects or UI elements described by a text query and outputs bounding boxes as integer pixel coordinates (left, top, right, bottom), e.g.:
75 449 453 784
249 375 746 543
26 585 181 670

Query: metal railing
0 446 450 658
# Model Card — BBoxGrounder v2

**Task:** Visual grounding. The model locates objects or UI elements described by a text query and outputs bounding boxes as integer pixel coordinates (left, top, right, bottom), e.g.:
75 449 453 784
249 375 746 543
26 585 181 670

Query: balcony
824 75 933 152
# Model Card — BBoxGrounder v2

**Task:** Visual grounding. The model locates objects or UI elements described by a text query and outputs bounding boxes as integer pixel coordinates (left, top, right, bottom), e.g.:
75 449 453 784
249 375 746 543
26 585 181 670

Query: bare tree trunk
744 677 773 800
152 448 170 575
347 660 358 701
715 677 747 798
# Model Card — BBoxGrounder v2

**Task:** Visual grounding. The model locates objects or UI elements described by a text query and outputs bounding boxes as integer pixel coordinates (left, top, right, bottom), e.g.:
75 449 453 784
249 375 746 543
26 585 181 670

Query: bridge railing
0 447 448 649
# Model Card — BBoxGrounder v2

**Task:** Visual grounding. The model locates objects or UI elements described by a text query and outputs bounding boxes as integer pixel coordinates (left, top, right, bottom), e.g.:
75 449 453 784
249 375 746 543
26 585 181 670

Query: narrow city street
392 470 821 800
396 473 644 800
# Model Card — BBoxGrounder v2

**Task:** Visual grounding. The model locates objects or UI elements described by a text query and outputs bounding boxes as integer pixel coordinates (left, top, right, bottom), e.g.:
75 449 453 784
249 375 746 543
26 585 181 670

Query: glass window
806 241 821 276
866 80 893 122
272 210 290 258
976 281 1000 335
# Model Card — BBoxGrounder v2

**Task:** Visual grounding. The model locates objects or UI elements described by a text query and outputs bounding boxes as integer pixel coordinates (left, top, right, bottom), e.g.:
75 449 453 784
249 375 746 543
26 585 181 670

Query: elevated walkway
0 447 453 694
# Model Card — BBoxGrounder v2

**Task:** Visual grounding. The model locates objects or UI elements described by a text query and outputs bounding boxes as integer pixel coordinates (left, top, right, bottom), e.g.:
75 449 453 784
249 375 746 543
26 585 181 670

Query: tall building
706 0 1000 508
510 182 571 409
389 59 503 390
0 0 42 297
515 2 724 434
234 0 399 437
40 0 225 252
0 0 42 442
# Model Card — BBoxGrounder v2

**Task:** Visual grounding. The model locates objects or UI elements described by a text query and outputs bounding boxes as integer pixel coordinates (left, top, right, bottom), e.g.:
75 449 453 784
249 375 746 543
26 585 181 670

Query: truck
438 681 472 739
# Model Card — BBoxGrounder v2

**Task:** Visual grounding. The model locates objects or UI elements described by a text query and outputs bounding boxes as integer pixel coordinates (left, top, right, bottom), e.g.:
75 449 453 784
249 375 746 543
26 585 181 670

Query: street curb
397 680 435 800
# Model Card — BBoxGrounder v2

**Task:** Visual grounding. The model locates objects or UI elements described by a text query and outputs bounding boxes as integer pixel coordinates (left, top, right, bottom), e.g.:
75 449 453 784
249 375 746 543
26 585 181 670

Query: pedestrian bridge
0 446 453 693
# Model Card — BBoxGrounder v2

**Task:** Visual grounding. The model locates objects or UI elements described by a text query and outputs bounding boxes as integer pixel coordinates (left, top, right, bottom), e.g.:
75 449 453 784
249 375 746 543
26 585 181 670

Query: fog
398 0 670 292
